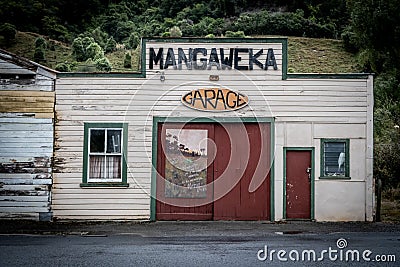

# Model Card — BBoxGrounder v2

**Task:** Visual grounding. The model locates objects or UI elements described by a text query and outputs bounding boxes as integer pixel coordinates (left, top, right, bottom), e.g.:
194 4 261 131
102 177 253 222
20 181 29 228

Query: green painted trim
57 72 144 78
320 138 350 179
283 147 315 220
150 117 159 221
270 119 275 221
142 37 288 43
154 116 274 123
82 122 129 187
80 183 129 187
281 38 288 80
82 123 89 184
319 176 351 180
287 73 370 79
150 116 275 221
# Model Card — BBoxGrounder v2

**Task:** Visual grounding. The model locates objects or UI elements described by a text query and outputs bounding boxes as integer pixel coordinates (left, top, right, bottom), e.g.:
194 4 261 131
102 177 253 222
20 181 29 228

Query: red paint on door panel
213 123 271 220
285 150 311 219
156 122 271 221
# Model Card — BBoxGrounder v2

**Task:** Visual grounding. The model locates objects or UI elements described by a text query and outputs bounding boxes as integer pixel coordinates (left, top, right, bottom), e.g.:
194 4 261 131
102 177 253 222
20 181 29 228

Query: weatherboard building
1 38 374 221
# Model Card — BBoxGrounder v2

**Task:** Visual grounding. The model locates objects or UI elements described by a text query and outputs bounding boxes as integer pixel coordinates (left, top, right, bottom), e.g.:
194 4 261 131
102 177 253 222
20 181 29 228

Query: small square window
320 139 350 178
82 123 128 187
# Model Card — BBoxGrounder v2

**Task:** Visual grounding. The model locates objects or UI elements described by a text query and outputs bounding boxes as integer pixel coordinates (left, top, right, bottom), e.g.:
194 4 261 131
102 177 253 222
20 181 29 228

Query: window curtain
106 156 121 178
90 156 121 179
89 155 104 178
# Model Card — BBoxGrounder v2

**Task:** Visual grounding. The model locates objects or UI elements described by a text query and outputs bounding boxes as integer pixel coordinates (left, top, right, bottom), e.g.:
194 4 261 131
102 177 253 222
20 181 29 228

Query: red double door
156 122 271 220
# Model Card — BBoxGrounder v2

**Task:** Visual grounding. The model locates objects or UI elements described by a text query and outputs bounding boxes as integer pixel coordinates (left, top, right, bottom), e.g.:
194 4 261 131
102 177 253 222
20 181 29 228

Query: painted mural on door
156 121 271 221
164 129 209 198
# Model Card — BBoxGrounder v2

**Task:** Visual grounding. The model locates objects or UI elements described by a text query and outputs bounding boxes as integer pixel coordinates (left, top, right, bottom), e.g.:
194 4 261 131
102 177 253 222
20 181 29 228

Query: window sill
80 182 129 188
319 176 351 180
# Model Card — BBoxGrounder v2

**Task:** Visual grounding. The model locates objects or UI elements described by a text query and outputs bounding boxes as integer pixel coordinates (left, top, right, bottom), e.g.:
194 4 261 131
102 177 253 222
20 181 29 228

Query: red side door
285 150 312 219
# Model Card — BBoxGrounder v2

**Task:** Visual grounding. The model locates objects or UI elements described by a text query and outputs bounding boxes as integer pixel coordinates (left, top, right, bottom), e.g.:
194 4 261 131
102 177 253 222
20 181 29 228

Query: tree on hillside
347 0 400 73
0 23 17 46
347 0 400 188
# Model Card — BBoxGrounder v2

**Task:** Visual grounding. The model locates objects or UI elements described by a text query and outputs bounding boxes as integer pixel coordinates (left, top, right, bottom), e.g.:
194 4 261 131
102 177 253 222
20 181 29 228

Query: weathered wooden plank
0 96 54 104
0 201 49 207
0 185 50 191
53 215 148 220
52 183 150 190
0 130 53 138
0 107 53 113
0 122 53 131
55 77 366 87
55 98 367 108
0 190 49 196
0 206 49 213
52 175 151 186
52 193 149 199
0 152 52 157
0 137 53 145
313 124 366 138
276 117 367 123
52 198 149 205
0 117 53 123
0 212 39 220
0 178 52 185
0 102 54 108
35 112 54 118
0 90 55 97
0 162 52 172
0 173 51 179
0 147 53 154
54 104 367 112
0 156 51 164
0 196 49 202
0 84 54 91
52 209 149 216
53 203 149 210
52 188 149 195
53 109 368 117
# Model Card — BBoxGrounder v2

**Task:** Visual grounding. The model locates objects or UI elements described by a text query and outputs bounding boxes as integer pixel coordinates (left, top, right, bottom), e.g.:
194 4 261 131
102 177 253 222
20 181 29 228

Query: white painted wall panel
315 181 366 221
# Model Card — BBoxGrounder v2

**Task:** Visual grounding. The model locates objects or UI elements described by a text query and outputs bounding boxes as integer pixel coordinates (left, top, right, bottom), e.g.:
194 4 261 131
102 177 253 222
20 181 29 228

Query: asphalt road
0 221 399 266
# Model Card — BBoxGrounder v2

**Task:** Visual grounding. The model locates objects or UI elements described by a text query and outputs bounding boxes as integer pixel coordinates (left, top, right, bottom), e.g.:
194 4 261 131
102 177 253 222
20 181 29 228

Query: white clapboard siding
0 116 53 219
0 52 55 220
54 71 371 220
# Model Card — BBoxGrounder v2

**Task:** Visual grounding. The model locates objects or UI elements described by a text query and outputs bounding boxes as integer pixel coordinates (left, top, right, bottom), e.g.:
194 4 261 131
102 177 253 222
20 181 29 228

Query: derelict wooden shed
52 38 374 221
0 49 56 221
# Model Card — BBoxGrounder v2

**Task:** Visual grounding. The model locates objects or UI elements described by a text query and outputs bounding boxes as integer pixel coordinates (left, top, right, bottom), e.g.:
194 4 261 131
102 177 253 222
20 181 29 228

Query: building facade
51 38 374 221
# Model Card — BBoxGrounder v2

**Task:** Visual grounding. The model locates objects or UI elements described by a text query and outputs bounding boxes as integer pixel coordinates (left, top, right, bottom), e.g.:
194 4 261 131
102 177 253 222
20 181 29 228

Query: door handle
306 167 312 180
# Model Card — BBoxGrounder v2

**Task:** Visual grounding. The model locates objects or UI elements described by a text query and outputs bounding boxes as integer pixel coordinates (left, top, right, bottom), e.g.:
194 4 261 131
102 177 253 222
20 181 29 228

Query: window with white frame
320 139 350 178
82 123 128 186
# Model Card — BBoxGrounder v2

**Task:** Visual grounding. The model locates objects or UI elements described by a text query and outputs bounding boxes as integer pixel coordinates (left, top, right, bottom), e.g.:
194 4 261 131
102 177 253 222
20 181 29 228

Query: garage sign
182 88 248 111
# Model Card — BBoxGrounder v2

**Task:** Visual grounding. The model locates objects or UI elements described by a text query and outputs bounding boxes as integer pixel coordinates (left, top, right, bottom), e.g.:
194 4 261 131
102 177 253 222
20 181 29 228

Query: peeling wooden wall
0 56 55 220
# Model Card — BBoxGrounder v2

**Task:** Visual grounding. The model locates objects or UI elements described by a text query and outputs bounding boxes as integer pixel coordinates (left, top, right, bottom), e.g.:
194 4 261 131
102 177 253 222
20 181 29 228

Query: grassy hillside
1 32 361 73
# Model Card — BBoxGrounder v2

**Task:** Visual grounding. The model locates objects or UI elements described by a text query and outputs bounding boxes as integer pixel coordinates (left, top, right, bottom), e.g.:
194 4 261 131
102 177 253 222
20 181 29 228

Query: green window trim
81 122 128 187
320 138 350 179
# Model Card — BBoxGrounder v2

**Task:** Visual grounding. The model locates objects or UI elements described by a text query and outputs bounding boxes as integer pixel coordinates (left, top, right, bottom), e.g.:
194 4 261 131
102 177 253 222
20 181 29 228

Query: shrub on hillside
124 52 132 68
95 57 112 72
72 36 105 62
0 23 17 46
